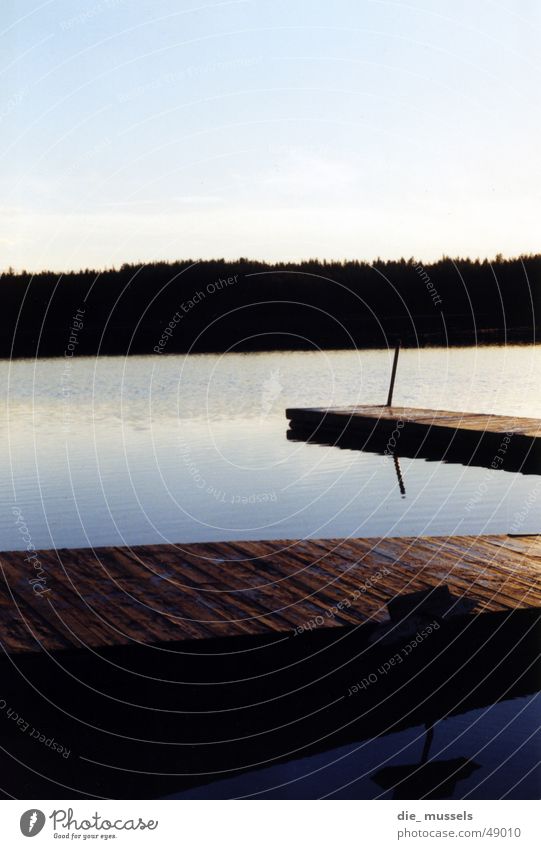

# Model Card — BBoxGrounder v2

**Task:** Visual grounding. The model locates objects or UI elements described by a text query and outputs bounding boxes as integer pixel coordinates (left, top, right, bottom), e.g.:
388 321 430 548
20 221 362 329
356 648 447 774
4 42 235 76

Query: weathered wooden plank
0 534 540 655
0 566 70 651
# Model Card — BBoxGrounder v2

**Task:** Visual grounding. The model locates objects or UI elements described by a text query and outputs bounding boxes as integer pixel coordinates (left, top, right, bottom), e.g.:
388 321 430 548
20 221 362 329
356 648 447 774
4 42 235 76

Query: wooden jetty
286 405 541 474
286 405 541 439
1 534 540 799
1 533 540 654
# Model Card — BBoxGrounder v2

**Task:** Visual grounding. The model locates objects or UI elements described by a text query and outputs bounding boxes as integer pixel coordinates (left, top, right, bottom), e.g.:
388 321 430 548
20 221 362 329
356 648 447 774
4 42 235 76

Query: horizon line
3 252 539 277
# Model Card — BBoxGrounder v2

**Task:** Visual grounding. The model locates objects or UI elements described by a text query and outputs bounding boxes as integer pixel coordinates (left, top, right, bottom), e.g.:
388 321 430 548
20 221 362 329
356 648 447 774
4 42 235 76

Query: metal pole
386 340 401 407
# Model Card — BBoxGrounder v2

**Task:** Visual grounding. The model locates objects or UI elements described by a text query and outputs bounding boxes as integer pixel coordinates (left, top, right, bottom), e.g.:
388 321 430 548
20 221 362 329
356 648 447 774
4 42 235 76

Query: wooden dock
1 534 540 655
286 404 541 439
1 534 540 800
286 405 541 474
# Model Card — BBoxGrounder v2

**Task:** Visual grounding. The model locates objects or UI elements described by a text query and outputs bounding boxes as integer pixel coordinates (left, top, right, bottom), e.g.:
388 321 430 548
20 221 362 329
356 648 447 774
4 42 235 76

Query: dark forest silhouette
1 255 538 358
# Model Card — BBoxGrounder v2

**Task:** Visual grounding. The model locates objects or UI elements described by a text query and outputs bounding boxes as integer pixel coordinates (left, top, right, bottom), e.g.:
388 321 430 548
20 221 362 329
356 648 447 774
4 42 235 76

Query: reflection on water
169 693 541 800
372 755 480 800
1 346 540 550
371 723 481 799
287 415 541 476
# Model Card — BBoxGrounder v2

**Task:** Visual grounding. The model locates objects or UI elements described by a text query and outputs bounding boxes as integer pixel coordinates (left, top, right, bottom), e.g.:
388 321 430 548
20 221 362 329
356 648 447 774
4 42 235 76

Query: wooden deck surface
286 405 541 439
1 534 540 655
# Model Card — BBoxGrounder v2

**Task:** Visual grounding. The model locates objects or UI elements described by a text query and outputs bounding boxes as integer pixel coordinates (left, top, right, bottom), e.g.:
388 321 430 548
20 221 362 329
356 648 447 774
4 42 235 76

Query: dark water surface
170 694 540 800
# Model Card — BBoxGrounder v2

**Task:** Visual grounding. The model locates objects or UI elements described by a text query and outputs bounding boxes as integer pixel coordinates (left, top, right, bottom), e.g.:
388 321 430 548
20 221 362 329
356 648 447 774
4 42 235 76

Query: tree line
0 254 538 358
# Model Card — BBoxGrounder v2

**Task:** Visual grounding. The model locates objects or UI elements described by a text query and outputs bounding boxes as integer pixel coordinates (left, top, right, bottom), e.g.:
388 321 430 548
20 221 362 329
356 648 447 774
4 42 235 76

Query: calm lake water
1 345 540 551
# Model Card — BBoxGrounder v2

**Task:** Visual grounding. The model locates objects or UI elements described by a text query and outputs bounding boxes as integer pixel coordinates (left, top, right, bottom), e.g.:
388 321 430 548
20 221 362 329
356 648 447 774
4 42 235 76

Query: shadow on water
287 423 541 477
1 606 539 799
170 719 488 800
370 722 481 800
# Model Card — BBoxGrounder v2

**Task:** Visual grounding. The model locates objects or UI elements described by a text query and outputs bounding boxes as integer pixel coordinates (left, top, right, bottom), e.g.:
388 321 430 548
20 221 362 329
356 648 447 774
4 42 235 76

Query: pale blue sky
1 0 539 270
